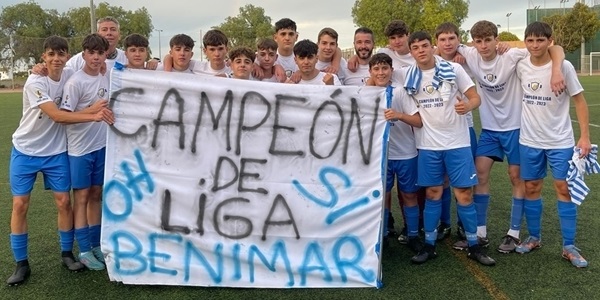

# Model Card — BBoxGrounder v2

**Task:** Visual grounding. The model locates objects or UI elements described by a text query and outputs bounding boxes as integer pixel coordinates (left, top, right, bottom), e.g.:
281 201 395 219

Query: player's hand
323 65 338 75
289 71 302 84
145 59 159 70
384 109 400 121
347 55 359 72
322 73 334 85
576 138 592 158
454 96 469 115
550 70 566 96
31 63 48 76
252 64 264 80
497 42 511 54
87 99 109 114
453 53 466 64
100 62 107 75
365 77 375 86
96 108 115 125
274 65 286 82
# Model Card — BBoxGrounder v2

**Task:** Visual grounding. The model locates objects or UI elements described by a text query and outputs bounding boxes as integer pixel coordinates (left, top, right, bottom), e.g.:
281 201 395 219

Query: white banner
102 68 387 288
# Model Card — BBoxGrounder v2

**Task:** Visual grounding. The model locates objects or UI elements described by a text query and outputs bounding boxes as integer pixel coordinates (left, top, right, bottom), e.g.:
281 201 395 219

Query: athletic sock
473 194 489 237
423 199 441 245
75 226 91 253
523 198 543 239
10 233 28 262
440 187 451 225
58 228 75 252
383 208 389 238
404 205 420 237
457 202 477 246
557 200 577 246
89 224 102 248
508 197 524 238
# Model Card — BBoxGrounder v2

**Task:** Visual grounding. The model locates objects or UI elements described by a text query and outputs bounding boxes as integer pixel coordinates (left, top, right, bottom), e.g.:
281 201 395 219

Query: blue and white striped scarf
567 144 600 205
404 57 456 95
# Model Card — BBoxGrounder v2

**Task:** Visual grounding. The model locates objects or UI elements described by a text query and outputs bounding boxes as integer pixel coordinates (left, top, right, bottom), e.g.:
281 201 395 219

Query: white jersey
298 71 342 86
191 60 230 76
260 74 279 82
316 58 348 83
12 69 75 156
406 62 474 150
344 63 370 86
66 49 127 74
517 59 582 149
437 55 475 128
388 86 419 160
377 48 415 69
276 52 299 77
61 70 109 156
156 60 196 74
458 46 528 131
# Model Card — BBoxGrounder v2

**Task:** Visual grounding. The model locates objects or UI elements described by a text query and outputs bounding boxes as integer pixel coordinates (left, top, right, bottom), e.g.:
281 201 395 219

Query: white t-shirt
298 71 342 86
377 48 415 69
276 52 299 77
260 74 279 82
437 55 475 128
66 49 127 74
344 63 371 86
406 62 474 150
12 69 74 156
517 59 582 149
191 60 230 76
156 60 196 73
388 86 419 160
61 70 109 156
458 46 528 131
316 58 348 83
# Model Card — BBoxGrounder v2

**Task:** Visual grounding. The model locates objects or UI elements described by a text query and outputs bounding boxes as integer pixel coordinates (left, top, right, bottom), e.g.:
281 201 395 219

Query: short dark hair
435 22 460 39
43 35 69 53
82 33 109 52
274 18 297 33
318 27 338 43
408 31 432 47
384 20 409 37
524 21 553 39
170 34 194 48
229 47 256 62
257 38 278 51
124 34 149 49
355 27 374 38
369 53 392 69
293 39 318 58
203 29 228 47
470 20 498 39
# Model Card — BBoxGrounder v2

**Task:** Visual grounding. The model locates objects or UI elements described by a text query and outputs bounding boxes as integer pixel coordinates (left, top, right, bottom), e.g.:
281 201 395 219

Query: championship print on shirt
523 77 550 107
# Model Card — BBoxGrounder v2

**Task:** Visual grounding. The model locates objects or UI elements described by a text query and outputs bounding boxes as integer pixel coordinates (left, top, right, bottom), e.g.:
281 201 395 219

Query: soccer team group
6 14 592 286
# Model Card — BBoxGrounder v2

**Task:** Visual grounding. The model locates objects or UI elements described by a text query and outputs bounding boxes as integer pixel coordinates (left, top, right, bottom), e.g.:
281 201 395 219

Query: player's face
230 55 253 79
170 45 193 69
82 49 107 72
388 34 409 54
436 32 460 59
257 49 277 69
318 34 337 60
41 49 69 72
354 32 374 60
369 63 392 87
525 35 552 59
126 46 147 69
274 29 298 52
472 35 498 61
204 45 227 63
97 21 120 49
410 39 435 68
294 54 317 75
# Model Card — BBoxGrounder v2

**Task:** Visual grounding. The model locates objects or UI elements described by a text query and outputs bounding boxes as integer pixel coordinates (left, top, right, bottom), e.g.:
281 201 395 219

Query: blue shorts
418 147 477 188
10 147 71 196
519 145 572 180
386 157 419 193
69 147 106 189
476 129 520 165
469 126 477 159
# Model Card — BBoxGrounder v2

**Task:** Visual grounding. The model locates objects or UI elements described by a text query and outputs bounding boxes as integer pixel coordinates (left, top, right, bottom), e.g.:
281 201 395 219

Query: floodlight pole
90 0 96 33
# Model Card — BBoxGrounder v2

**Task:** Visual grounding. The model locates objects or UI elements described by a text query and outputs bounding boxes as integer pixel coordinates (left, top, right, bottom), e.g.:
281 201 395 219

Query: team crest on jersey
484 74 497 82
423 84 435 95
53 96 62 105
35 89 43 99
285 70 293 78
97 87 107 98
528 81 542 91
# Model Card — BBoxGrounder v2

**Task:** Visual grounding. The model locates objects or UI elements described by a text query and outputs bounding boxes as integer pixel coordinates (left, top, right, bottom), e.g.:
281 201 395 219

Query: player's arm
162 54 173 72
572 92 591 157
347 54 359 72
40 101 114 125
323 48 342 74
455 86 480 115
548 45 566 95
385 109 422 128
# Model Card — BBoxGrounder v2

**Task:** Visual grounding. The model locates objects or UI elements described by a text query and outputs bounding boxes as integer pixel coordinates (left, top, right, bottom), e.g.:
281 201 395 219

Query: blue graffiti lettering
112 230 147 275
298 241 333 286
332 235 375 283
184 241 223 284
148 233 182 276
248 240 294 286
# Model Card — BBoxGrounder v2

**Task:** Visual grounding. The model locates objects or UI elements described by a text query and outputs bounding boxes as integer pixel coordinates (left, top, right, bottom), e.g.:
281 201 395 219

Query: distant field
0 76 599 299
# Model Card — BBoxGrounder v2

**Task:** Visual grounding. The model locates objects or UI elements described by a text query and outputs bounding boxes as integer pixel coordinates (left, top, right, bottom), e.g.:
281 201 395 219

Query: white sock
477 226 487 238
507 229 520 240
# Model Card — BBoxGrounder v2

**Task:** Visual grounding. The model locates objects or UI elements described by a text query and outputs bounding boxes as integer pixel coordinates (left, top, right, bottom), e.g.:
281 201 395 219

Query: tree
352 0 469 46
543 2 600 53
213 4 273 49
498 31 520 41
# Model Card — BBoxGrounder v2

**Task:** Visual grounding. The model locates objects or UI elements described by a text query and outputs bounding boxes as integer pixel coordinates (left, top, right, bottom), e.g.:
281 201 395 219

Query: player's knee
11 197 30 215
553 181 570 200
524 180 543 198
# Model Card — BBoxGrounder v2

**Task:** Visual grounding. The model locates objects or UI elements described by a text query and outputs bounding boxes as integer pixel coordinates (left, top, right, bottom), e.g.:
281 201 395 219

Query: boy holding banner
290 39 341 86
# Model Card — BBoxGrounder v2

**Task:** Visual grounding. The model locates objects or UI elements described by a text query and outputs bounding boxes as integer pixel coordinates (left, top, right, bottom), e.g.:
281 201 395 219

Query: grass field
0 76 599 299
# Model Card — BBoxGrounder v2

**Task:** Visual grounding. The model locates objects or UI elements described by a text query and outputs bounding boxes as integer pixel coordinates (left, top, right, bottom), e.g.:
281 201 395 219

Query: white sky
1 0 597 59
